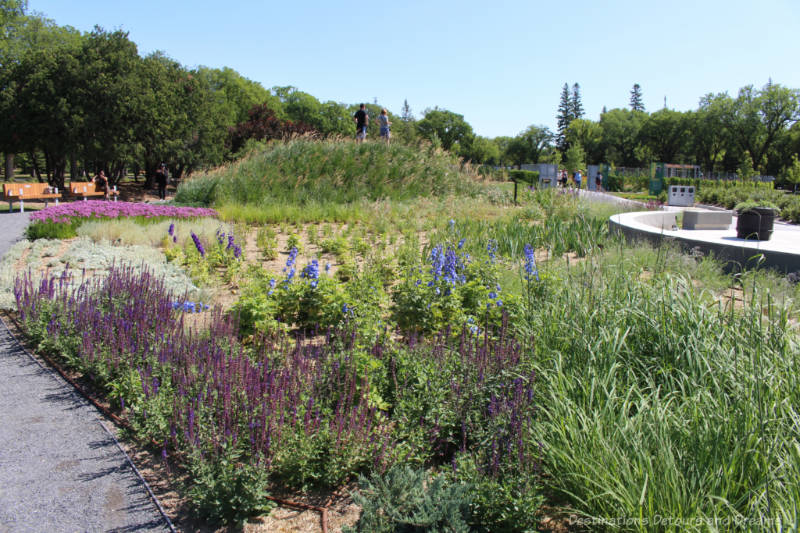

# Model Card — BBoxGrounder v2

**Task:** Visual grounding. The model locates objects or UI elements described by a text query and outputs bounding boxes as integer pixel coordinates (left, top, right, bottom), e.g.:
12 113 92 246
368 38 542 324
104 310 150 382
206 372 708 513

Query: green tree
688 93 731 173
459 135 498 164
492 136 513 167
75 28 144 180
564 143 586 174
194 66 275 126
784 153 800 192
401 99 413 122
571 83 584 121
565 119 603 164
724 82 800 174
630 83 645 112
417 108 474 152
737 150 756 180
639 109 688 162
556 83 573 151
599 108 647 167
0 0 27 61
505 125 553 167
2 31 84 186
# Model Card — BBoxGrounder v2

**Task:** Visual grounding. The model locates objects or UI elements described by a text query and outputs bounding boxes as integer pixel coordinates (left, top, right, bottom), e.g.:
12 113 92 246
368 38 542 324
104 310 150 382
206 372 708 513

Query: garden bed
6 180 800 532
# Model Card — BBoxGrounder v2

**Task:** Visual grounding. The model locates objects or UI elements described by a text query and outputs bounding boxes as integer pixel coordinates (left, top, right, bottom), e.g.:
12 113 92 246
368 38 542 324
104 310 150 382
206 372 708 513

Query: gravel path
0 210 171 532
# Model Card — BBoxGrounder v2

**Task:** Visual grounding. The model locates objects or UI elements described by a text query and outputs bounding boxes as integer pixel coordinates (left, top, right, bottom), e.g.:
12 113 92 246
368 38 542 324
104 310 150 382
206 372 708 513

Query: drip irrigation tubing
1 312 331 533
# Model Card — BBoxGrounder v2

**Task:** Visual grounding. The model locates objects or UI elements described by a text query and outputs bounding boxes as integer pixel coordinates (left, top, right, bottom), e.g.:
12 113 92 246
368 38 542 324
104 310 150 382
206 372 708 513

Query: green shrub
186 448 274 526
507 169 539 185
173 173 220 206
344 465 472 533
26 219 80 240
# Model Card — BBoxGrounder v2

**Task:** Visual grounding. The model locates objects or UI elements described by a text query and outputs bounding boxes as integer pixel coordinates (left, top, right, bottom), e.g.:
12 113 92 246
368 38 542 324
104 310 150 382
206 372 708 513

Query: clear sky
27 0 800 138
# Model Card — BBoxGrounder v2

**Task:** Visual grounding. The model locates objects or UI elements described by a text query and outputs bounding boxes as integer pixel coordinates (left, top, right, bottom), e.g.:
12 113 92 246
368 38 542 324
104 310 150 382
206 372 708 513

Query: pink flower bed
30 201 218 223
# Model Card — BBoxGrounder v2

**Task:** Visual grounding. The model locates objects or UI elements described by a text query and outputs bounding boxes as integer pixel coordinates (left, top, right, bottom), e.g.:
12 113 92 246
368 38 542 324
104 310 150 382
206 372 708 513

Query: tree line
2 2 799 188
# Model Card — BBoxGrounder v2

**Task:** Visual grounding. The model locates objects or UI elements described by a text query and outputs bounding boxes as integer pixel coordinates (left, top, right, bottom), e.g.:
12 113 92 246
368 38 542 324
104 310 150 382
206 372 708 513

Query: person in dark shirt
94 170 109 200
353 103 368 142
155 163 167 200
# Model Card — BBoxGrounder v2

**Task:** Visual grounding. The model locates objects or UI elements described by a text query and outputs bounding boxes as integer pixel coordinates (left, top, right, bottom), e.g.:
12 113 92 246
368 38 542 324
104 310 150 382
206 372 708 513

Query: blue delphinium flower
285 247 298 269
282 247 299 284
325 262 331 272
172 300 208 313
487 239 498 263
523 244 540 282
190 232 205 257
168 223 174 236
301 259 320 281
458 238 466 249
227 234 235 250
429 244 465 286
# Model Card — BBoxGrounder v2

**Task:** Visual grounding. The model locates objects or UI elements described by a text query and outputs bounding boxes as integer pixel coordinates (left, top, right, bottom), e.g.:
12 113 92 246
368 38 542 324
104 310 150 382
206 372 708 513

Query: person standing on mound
378 108 391 144
354 103 368 143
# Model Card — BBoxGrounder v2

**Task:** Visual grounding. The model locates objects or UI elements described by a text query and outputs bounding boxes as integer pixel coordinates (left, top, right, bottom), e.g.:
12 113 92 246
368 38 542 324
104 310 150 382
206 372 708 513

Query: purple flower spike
191 232 205 257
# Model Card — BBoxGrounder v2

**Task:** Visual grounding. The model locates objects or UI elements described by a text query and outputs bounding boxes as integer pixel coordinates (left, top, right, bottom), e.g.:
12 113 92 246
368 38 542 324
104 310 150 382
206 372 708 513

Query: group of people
93 163 169 200
353 104 391 144
558 169 603 191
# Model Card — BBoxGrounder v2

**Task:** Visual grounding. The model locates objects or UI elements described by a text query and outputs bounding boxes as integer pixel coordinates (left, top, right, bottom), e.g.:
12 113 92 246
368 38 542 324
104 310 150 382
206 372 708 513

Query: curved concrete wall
609 211 800 273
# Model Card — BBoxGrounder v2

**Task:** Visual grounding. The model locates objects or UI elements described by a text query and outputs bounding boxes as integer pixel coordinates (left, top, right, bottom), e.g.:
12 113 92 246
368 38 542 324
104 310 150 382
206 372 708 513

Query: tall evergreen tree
630 83 645 112
401 99 413 122
571 83 584 120
556 83 572 151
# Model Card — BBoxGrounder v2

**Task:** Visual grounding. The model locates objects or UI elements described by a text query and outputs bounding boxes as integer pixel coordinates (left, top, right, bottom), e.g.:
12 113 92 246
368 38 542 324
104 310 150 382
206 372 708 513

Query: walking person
353 103 368 143
378 108 391 144
155 163 167 200
595 171 603 192
573 169 582 190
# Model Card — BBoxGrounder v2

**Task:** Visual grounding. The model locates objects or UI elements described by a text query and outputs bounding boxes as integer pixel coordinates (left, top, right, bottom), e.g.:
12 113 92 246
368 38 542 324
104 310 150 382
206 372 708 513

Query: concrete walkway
0 211 170 532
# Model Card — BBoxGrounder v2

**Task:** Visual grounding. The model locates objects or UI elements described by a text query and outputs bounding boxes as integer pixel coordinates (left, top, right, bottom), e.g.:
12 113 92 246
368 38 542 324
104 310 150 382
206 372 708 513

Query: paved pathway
0 211 170 532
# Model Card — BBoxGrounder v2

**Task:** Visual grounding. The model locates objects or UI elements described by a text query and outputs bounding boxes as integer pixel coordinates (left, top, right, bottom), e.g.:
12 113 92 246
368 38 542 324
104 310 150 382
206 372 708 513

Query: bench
68 181 119 202
681 209 732 230
3 183 62 212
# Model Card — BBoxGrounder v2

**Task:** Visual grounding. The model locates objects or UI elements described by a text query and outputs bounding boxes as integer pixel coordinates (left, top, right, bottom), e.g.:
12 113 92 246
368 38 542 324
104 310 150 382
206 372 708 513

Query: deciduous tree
417 108 473 152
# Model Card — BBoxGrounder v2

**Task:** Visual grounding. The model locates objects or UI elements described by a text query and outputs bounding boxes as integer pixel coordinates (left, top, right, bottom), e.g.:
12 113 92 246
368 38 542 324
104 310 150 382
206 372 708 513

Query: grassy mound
176 138 481 209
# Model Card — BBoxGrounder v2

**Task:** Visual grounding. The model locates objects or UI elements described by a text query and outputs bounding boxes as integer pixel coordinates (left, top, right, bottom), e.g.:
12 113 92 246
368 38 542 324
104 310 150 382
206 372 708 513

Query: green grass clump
520 246 800 529
175 138 480 210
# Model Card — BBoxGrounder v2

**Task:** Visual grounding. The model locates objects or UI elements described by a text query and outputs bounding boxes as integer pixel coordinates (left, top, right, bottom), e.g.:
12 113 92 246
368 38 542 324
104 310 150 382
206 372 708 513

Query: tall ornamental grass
522 252 800 531
175 138 480 208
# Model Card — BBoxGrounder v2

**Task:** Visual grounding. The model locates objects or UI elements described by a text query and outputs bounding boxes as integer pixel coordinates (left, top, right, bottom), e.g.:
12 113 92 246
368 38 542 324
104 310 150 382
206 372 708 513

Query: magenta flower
30 200 218 223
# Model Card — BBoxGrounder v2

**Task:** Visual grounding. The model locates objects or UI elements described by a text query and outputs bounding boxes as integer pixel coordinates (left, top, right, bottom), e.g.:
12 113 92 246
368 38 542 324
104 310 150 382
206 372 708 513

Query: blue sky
28 0 800 138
